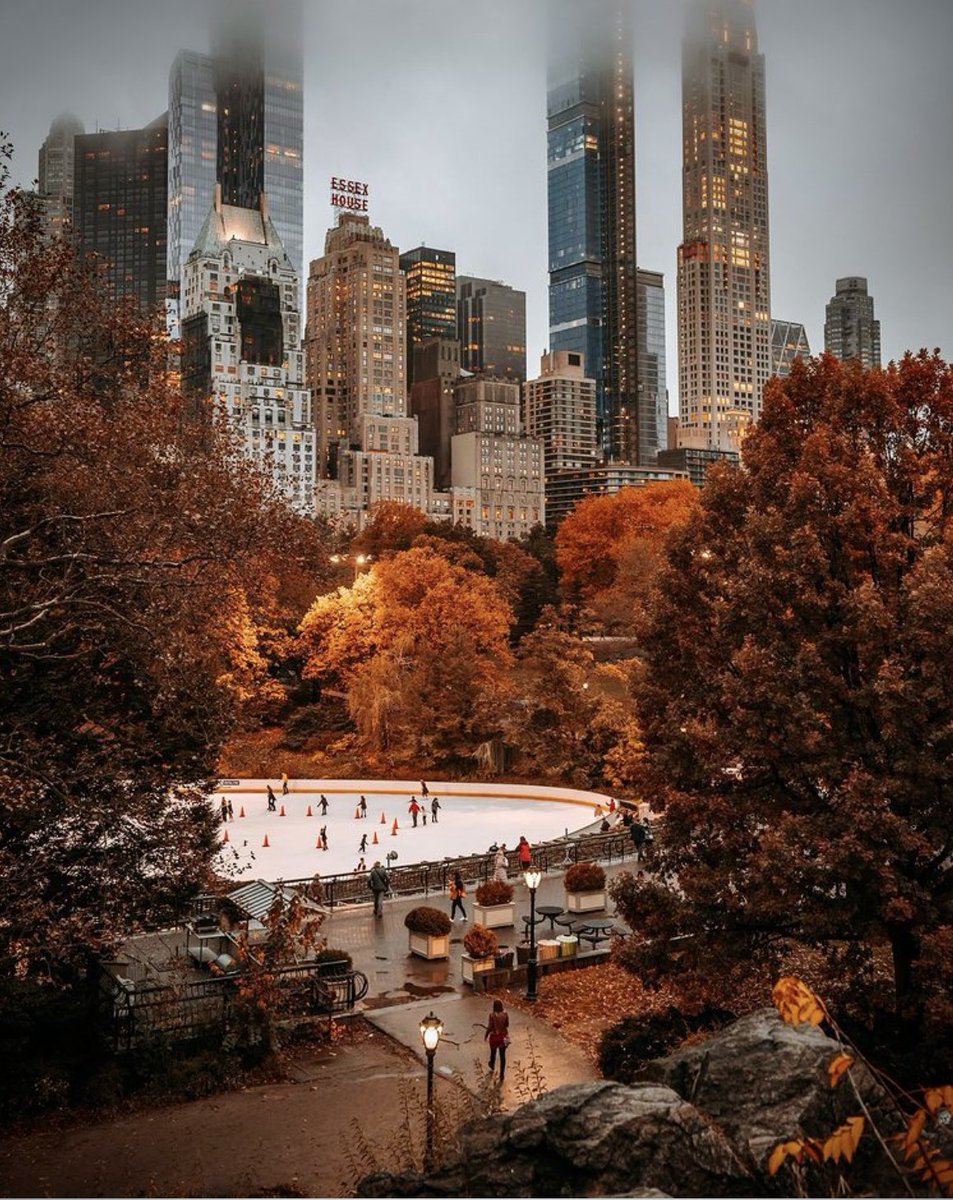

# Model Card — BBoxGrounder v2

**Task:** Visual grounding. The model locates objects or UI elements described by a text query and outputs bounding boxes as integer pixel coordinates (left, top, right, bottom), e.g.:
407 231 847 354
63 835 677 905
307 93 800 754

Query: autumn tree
556 479 698 632
613 353 953 1052
298 545 514 767
351 500 428 558
0 140 327 977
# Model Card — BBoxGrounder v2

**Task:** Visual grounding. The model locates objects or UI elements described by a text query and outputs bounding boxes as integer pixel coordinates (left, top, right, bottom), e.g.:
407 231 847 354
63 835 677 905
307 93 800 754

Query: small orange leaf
768 1140 805 1175
828 1052 854 1088
772 976 825 1027
903 1108 928 1154
925 1085 953 1114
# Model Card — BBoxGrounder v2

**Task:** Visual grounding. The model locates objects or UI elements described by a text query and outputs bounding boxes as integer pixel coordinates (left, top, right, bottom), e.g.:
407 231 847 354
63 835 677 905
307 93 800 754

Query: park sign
330 176 369 212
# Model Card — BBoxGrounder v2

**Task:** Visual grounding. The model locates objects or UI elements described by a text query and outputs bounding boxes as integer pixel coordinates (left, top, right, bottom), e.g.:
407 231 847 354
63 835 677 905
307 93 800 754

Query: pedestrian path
365 992 599 1111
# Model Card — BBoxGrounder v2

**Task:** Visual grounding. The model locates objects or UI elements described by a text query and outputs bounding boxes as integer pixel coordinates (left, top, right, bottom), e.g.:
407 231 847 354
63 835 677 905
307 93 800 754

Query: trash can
538 939 560 963
556 934 578 958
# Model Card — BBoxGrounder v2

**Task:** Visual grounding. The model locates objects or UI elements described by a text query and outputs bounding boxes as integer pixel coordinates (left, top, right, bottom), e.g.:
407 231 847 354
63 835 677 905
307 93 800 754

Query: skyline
2 0 951 412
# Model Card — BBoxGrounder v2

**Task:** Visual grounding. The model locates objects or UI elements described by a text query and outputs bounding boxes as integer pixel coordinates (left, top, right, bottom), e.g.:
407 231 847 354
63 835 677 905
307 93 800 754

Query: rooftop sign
330 176 369 212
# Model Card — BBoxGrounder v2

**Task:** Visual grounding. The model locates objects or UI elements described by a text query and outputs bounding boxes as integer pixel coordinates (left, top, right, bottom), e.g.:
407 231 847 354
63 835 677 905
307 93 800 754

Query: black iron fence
282 826 644 910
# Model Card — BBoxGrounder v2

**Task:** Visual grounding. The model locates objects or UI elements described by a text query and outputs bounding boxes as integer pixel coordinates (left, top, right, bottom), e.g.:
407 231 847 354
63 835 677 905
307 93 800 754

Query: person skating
359 832 368 855
368 860 390 918
485 999 510 1082
408 796 421 827
449 871 467 922
226 798 234 821
220 797 228 823
266 785 277 812
319 794 329 815
420 781 429 798
281 772 290 796
320 824 329 851
359 795 367 818
430 796 440 823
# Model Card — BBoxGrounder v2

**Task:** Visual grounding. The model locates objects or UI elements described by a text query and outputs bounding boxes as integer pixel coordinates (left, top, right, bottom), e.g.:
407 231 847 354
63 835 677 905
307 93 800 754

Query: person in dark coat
449 871 467 922
485 999 510 1082
220 797 228 823
266 785 277 812
431 796 441 823
359 833 368 854
420 781 430 797
368 861 390 917
629 819 648 861
320 824 329 851
359 795 368 818
319 794 329 815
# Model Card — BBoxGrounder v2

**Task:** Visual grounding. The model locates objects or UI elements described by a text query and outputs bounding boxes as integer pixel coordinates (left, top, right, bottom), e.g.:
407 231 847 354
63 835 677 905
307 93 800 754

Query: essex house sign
330 177 370 212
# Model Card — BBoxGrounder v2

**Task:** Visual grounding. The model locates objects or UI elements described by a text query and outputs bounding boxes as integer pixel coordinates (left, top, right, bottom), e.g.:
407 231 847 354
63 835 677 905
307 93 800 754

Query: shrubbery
404 906 452 936
474 879 514 906
463 924 499 959
565 861 606 892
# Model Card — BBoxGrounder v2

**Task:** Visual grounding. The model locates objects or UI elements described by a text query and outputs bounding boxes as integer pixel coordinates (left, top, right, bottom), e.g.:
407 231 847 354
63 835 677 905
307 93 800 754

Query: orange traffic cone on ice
262 834 270 848
223 828 230 843
380 811 386 824
239 806 245 818
279 805 286 817
316 836 322 849
391 818 399 836
306 805 312 817
372 831 379 845
354 806 361 819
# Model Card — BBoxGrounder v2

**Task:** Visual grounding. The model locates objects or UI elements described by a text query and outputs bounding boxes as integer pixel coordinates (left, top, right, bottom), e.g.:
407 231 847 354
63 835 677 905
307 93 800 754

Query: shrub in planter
475 879 514 907
463 924 499 960
404 907 452 936
565 861 606 892
313 947 352 975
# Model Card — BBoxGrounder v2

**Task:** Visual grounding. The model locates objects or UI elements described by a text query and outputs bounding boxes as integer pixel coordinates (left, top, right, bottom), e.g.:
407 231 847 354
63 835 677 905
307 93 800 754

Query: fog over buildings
1 0 950 412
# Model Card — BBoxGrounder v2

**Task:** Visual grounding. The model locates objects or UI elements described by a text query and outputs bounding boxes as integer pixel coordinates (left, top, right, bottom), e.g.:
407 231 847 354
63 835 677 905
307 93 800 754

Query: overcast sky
1 0 950 410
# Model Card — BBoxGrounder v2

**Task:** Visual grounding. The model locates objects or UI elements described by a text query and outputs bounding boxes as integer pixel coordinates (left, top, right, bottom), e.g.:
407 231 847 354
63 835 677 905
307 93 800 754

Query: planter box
565 890 606 914
461 953 495 985
472 902 515 929
408 931 450 960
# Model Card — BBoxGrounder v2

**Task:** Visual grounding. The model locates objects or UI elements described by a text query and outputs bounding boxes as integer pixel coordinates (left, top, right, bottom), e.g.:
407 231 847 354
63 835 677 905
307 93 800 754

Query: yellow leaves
772 975 826 1027
925 1086 953 1115
828 1052 854 1088
767 1118 864 1177
821 1116 865 1165
894 1095 953 1197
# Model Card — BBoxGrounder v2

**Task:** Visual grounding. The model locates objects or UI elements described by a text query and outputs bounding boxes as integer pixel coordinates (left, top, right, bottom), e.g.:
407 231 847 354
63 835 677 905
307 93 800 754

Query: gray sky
1 0 951 410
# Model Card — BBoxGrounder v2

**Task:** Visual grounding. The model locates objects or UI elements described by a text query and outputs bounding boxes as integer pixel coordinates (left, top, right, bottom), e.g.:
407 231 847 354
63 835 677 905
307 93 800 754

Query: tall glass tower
167 0 303 326
547 1 640 463
677 0 771 453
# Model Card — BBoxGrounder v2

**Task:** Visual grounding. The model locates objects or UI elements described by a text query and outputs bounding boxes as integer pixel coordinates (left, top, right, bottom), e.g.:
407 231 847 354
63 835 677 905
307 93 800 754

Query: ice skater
430 796 440 823
281 773 290 796
359 795 367 818
319 794 329 815
266 785 277 812
226 798 234 821
408 796 421 827
220 797 228 823
320 824 329 851
359 832 368 854
420 781 429 798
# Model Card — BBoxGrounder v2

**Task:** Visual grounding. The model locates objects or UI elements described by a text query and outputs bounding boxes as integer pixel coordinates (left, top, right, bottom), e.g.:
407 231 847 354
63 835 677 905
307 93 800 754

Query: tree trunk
889 925 920 1021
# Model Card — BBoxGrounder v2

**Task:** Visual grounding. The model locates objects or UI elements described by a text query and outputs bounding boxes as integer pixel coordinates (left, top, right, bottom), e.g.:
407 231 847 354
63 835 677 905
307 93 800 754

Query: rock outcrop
358 1008 919 1197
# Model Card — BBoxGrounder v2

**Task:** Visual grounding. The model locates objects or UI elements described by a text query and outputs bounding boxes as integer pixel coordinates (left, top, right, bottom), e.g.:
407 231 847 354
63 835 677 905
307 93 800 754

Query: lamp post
419 1010 443 1170
329 552 372 582
523 866 542 1002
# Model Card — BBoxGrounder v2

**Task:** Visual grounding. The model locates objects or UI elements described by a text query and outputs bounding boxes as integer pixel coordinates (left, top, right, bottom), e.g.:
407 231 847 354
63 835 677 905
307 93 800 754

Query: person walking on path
368 861 390 917
408 797 421 828
449 871 467 922
266 785 277 812
430 796 440 823
359 832 368 854
485 999 510 1082
420 781 429 798
319 794 329 815
319 824 329 851
517 836 532 869
493 844 508 882
629 819 647 862
359 795 367 818
281 773 290 796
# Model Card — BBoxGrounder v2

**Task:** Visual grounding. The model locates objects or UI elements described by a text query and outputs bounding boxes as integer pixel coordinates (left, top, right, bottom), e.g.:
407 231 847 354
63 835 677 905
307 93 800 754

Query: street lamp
419 1010 443 1170
523 866 542 1002
329 553 373 582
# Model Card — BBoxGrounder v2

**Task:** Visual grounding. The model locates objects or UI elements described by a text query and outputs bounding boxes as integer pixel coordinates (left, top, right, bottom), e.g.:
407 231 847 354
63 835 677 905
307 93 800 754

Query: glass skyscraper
456 277 527 384
167 1 303 326
637 269 668 463
399 246 457 387
547 2 641 463
770 319 811 377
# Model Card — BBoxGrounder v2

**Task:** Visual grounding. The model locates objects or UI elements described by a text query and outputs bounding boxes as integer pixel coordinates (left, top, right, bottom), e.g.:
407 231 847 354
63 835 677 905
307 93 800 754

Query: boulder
357 1080 755 1197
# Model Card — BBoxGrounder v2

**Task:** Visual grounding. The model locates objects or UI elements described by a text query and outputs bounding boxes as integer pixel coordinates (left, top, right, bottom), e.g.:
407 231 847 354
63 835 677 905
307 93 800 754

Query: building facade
523 350 598 483
450 378 545 541
305 213 436 523
547 2 641 463
770 319 811 377
657 446 740 489
180 187 314 514
73 115 168 310
677 0 771 453
38 112 84 231
167 2 303 323
545 465 690 530
399 246 456 387
637 268 669 463
409 337 461 492
456 276 526 384
824 277 881 369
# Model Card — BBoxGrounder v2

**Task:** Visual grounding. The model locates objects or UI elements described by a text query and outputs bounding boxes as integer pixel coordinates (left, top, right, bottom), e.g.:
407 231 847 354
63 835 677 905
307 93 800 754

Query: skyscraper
410 338 461 492
677 0 771 453
305 213 435 522
73 115 168 310
523 350 598 480
824 277 881 369
456 276 526 384
770 319 811 377
181 187 315 514
399 246 456 387
637 269 668 463
38 113 84 225
547 1 640 463
167 1 303 319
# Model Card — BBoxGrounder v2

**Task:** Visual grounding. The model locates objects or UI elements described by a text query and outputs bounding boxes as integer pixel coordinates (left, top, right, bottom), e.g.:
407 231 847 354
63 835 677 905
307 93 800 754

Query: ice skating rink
212 778 614 881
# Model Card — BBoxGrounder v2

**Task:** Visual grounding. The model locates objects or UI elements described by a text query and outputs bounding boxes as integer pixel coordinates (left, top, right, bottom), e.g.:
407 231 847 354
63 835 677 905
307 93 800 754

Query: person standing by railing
368 861 390 918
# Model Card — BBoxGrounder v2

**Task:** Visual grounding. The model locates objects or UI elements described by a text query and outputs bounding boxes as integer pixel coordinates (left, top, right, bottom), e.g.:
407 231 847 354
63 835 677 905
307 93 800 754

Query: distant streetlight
523 866 542 1002
419 1010 443 1169
329 552 373 582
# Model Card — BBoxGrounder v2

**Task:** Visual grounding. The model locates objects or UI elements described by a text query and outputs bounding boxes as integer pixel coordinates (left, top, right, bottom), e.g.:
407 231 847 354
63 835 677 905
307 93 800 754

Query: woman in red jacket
485 999 510 1082
517 836 532 869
